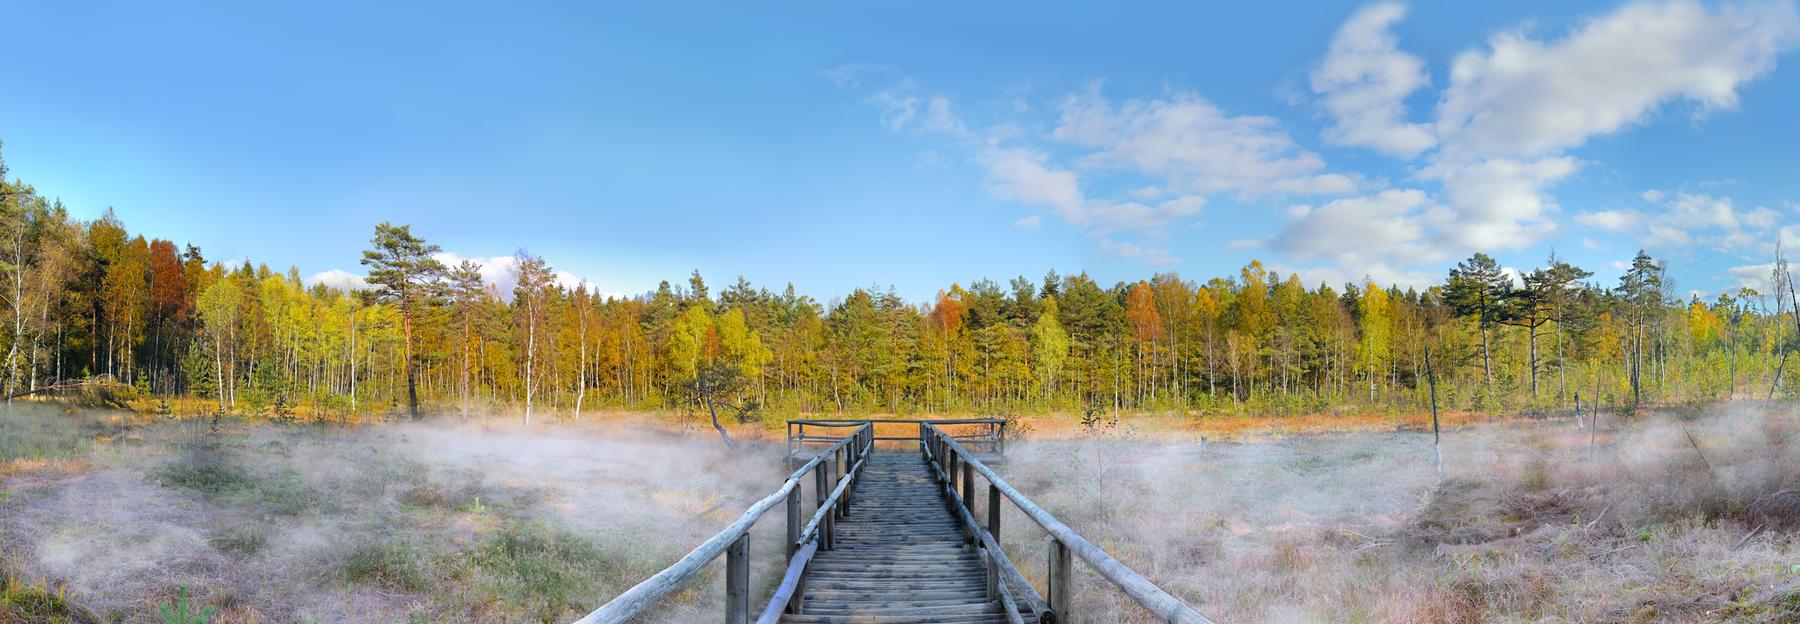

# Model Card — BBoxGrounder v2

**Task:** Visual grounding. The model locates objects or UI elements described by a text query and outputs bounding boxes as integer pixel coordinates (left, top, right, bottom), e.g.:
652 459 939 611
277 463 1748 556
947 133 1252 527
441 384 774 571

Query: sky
3 0 1800 303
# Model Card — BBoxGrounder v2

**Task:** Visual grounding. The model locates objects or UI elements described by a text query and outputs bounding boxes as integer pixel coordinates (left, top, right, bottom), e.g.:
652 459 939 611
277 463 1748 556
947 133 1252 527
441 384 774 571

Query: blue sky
4 1 1800 302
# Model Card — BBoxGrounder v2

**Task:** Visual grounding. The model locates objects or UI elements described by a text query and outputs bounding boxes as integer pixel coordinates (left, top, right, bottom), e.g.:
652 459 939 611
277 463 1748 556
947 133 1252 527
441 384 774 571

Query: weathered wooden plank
923 425 1213 624
574 425 871 624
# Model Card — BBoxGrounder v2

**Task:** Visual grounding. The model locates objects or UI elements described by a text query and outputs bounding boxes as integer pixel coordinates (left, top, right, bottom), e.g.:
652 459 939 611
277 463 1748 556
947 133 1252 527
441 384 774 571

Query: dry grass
0 404 790 623
993 402 1800 623
5 402 1799 623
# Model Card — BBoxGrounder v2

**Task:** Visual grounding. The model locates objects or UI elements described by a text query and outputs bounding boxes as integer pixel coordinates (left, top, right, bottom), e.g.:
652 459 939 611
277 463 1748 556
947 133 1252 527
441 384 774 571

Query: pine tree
360 222 445 421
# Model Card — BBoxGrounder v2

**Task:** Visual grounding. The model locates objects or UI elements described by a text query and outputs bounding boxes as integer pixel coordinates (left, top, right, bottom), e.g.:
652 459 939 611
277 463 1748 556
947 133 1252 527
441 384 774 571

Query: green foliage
0 140 1793 421
342 540 435 592
156 433 323 516
0 408 89 463
1 573 89 623
468 522 616 622
156 585 215 624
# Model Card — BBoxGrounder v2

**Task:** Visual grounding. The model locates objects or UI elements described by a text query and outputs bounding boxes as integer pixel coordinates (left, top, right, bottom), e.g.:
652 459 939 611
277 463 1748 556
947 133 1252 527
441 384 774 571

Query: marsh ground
3 404 1798 623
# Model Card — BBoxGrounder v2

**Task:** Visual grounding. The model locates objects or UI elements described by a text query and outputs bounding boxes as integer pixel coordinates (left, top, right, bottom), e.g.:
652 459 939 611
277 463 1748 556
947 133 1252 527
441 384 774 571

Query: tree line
3 143 1795 423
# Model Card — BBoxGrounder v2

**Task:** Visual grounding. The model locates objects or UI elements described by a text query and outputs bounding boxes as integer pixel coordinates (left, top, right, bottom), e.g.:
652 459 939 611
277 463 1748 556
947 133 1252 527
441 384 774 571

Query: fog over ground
3 403 1798 623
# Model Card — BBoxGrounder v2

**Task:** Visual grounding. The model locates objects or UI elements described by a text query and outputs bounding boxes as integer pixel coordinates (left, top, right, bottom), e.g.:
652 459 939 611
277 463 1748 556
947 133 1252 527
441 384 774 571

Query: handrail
573 425 872 624
788 417 1006 425
921 439 1044 622
787 418 1007 465
922 424 1214 624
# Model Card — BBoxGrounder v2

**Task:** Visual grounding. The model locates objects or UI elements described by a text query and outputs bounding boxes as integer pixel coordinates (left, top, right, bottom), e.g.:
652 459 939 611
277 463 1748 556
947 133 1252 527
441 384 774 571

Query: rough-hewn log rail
921 423 1214 624
575 419 1209 624
572 424 874 624
787 417 1006 463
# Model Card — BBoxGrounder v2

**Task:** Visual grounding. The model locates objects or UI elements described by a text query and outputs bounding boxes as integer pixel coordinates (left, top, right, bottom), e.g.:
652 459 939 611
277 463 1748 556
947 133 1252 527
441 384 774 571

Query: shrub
156 585 215 624
341 540 435 592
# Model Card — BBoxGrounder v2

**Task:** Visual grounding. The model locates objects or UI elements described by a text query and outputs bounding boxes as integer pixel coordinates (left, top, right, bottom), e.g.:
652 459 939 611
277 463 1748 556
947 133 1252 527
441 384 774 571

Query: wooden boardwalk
575 420 1211 624
785 452 1004 623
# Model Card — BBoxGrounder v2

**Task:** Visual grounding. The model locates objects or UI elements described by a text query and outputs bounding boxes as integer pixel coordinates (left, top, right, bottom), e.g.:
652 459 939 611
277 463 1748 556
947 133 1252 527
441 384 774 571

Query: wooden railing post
834 447 847 519
997 420 1006 455
817 460 828 553
1048 537 1071 619
960 461 975 544
785 487 801 560
982 547 999 600
987 483 1001 542
726 533 750 624
961 461 975 509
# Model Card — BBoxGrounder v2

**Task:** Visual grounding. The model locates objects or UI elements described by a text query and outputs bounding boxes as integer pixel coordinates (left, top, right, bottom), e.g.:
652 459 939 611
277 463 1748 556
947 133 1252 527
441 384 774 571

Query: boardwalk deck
574 420 1211 624
783 452 1004 624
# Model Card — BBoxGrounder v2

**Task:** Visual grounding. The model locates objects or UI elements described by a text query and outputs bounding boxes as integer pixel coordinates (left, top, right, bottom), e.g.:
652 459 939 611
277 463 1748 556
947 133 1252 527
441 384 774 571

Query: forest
1 143 1793 424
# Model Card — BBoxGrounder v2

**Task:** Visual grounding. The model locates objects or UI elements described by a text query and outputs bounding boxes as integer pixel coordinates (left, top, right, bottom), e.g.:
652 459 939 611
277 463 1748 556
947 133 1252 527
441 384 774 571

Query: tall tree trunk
403 305 420 420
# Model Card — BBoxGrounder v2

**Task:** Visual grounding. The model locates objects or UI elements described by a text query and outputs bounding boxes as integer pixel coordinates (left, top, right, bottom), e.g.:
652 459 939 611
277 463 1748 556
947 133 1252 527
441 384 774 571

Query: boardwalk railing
572 424 874 624
786 417 1006 463
921 423 1214 624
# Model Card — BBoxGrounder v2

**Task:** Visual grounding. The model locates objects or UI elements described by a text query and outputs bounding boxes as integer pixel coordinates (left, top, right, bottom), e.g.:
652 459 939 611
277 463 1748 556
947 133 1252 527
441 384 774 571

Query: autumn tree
1617 250 1665 406
197 278 242 411
512 251 555 426
447 260 485 417
1031 295 1069 400
1445 252 1509 395
360 222 445 420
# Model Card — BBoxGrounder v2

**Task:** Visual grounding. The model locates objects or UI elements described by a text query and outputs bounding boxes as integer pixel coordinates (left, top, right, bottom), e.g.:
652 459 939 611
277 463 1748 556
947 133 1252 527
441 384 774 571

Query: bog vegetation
0 142 1794 426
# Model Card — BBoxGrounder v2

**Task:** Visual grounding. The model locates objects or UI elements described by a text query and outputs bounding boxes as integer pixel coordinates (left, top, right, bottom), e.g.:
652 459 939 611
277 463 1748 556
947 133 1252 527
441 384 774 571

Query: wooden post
1425 343 1442 474
987 483 1001 542
1048 537 1072 619
814 461 828 511
982 547 999 600
960 461 976 544
785 487 802 560
835 447 848 520
726 533 750 624
961 462 975 516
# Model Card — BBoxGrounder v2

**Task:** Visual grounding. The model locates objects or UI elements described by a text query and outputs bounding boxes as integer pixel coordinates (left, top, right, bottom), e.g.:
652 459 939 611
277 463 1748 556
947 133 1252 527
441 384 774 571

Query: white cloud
1227 238 1266 252
978 146 1086 223
305 269 370 292
434 252 596 301
1013 215 1042 229
1099 239 1143 258
1099 239 1181 266
1274 188 1434 267
1577 209 1639 231
1724 262 1777 291
1312 2 1437 157
1435 0 1800 159
1425 156 1578 251
1579 190 1794 253
1264 261 1440 291
1052 85 1355 196
1291 0 1800 271
838 0 1800 279
1078 195 1205 235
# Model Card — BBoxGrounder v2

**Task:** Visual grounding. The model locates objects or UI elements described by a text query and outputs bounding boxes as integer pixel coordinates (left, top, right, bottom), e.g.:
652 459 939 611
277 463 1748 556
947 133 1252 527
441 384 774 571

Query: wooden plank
757 541 818 624
923 425 1213 624
784 452 1003 623
575 425 870 624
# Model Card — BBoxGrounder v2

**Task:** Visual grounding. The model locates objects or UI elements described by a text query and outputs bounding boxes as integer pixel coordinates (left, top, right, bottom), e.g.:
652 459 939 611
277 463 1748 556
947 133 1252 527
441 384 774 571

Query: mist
1 406 789 623
992 403 1800 622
